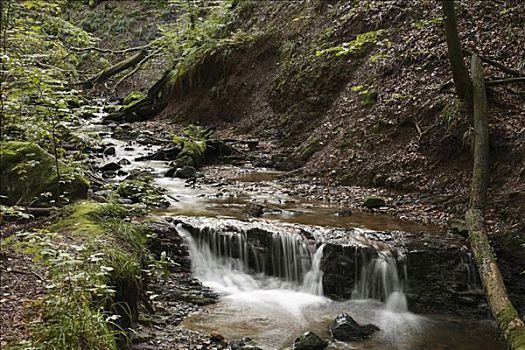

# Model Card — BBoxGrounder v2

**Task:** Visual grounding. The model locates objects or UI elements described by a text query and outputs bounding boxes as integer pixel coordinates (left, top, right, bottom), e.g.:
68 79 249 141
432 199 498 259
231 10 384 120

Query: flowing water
80 112 504 349
177 223 502 349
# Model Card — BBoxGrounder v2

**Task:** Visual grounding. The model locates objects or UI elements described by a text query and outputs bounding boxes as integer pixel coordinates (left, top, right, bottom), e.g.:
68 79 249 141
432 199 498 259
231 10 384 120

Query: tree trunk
442 0 472 104
80 50 147 87
469 54 489 209
466 54 525 350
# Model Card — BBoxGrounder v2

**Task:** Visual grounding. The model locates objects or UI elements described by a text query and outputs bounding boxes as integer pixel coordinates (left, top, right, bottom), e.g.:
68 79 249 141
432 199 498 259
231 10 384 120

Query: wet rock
335 209 352 217
330 313 379 341
117 170 129 177
293 331 327 350
243 202 264 217
362 196 386 209
447 218 468 237
102 171 117 179
135 146 182 161
230 337 262 350
209 331 225 342
103 146 116 156
124 146 135 151
165 167 176 177
118 158 131 166
100 162 122 172
175 166 197 179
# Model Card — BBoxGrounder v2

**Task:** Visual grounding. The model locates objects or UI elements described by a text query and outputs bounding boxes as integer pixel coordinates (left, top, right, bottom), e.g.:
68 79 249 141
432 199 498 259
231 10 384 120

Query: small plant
315 29 385 57
351 85 378 107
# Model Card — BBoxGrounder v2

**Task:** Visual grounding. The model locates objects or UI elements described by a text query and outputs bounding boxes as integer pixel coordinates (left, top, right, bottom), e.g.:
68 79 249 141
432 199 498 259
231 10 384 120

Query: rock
447 218 468 237
209 331 225 342
362 196 386 209
175 166 197 179
117 170 129 177
103 146 116 156
100 162 122 172
330 313 379 341
0 141 89 205
335 209 352 217
230 337 262 350
135 146 182 161
102 171 116 179
165 167 176 177
118 158 131 166
243 202 264 217
293 331 327 350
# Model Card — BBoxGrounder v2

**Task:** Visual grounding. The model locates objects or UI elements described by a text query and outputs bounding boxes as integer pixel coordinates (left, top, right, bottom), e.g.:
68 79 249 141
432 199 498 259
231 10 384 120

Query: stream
81 109 504 350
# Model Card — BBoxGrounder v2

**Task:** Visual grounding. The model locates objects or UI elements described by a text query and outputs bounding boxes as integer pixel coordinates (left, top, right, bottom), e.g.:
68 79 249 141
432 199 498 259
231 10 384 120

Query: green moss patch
0 141 89 205
7 201 157 349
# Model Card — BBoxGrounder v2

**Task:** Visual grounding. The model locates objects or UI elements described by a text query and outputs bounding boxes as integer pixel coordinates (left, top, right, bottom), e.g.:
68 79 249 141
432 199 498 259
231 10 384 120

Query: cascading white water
176 224 324 294
177 222 408 313
352 250 408 312
301 244 325 295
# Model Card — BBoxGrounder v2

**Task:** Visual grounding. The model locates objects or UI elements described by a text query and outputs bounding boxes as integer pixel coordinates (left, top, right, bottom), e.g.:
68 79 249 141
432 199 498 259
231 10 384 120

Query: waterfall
177 221 408 311
352 250 408 312
175 223 318 292
301 244 325 296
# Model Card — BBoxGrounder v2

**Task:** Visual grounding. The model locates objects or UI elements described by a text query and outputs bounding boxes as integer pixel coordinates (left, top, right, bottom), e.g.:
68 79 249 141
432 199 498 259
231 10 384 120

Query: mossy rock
362 196 386 209
0 141 89 205
123 91 146 106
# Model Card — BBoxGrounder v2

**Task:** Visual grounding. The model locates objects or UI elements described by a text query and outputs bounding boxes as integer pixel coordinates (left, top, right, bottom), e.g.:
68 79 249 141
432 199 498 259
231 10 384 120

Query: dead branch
464 49 525 77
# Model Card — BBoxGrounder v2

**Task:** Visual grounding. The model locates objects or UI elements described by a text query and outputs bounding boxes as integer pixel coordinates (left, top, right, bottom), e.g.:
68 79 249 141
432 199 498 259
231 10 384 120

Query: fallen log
79 50 147 88
466 54 525 350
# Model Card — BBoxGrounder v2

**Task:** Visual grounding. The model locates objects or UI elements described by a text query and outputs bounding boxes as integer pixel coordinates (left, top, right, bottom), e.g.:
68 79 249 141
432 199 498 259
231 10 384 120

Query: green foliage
172 124 213 167
315 29 385 57
351 85 378 107
0 141 89 205
5 202 171 348
115 180 169 208
122 91 146 106
2 0 94 142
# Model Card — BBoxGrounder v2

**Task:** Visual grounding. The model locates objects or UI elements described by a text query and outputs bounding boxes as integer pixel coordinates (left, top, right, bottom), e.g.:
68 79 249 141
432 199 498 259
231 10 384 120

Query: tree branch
486 77 525 86
70 42 153 55
464 49 525 78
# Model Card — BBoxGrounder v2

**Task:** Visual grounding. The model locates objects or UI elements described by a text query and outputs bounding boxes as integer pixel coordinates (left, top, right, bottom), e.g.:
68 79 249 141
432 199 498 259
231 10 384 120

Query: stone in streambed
103 146 116 156
230 337 262 350
100 162 122 172
330 313 379 341
293 331 327 350
243 202 264 217
362 196 386 209
170 166 197 179
118 158 131 166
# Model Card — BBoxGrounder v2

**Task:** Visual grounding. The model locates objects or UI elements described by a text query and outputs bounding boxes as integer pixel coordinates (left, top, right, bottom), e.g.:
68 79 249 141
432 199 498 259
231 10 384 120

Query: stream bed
83 112 504 350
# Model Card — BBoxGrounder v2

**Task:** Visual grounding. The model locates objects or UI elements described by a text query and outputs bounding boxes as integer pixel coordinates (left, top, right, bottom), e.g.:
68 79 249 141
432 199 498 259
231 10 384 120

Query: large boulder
330 313 379 341
293 331 327 350
0 141 89 205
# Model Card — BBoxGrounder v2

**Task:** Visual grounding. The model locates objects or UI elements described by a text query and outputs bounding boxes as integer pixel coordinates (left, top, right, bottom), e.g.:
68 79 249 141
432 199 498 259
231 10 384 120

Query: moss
300 138 323 160
52 201 105 236
52 201 147 335
123 90 145 106
497 305 525 349
0 141 89 205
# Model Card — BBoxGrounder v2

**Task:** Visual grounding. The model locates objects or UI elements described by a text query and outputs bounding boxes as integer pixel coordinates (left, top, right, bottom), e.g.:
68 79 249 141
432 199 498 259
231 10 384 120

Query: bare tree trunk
469 55 488 209
79 50 147 87
466 54 525 350
442 0 471 104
